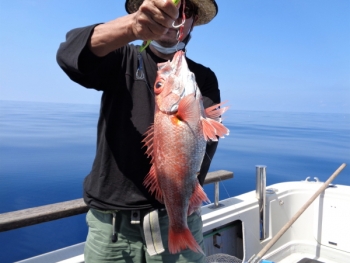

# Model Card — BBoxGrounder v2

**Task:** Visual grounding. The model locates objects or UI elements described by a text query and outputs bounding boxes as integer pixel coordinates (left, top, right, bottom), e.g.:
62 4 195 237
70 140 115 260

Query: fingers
145 0 179 26
132 0 179 41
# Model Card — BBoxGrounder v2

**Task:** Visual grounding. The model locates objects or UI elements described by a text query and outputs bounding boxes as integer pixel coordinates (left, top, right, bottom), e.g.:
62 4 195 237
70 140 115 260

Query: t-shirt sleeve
201 67 221 108
56 24 121 91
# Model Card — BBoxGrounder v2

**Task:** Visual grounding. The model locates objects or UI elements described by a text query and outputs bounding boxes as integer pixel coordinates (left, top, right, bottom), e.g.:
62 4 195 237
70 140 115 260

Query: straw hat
125 0 218 26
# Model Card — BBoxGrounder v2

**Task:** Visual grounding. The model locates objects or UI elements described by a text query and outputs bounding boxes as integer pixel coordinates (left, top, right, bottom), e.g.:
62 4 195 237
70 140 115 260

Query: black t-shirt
56 24 221 211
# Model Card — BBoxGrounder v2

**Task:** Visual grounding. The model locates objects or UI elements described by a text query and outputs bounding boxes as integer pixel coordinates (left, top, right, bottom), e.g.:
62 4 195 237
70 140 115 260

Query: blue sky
0 0 349 113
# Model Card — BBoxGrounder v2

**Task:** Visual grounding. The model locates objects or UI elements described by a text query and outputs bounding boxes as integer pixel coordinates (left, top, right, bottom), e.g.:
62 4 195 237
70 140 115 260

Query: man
57 0 220 262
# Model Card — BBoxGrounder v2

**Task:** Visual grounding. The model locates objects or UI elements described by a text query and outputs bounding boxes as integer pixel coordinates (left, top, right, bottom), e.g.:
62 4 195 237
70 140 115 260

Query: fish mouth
172 51 185 75
172 51 187 96
160 51 185 114
161 50 197 114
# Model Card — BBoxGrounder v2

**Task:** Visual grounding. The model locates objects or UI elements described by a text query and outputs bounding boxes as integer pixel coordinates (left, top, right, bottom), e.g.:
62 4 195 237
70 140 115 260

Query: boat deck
281 256 324 263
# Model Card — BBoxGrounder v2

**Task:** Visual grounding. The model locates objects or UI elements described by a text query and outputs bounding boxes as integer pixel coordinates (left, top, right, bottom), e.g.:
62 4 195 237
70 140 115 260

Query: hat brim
125 0 218 26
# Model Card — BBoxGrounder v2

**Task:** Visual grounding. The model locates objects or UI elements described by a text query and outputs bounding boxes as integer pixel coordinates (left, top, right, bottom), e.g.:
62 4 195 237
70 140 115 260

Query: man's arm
56 0 179 89
89 0 179 57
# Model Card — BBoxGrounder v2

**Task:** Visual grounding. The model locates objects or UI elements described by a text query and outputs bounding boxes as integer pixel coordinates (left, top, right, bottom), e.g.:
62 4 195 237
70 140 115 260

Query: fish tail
168 227 204 255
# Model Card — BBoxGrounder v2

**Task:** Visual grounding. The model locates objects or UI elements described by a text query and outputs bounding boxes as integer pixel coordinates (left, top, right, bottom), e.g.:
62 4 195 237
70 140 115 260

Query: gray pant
84 208 205 263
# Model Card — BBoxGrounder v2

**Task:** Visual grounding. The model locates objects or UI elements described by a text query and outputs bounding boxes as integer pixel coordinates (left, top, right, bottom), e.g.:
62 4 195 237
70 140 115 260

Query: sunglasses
179 1 198 19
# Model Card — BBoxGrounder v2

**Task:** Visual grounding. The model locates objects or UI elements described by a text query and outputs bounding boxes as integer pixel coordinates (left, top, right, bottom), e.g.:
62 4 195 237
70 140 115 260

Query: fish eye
155 82 163 89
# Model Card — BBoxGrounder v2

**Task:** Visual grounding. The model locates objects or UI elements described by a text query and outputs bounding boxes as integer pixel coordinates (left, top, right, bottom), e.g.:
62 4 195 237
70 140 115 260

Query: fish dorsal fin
142 124 154 161
143 164 163 202
142 125 164 203
201 102 230 141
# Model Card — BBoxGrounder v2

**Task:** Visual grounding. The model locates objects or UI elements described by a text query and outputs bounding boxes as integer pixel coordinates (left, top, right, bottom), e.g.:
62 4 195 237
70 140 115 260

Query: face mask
150 41 185 55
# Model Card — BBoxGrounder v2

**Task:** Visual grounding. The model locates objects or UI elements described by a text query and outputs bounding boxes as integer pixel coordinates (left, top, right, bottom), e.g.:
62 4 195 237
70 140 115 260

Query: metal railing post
256 165 266 240
214 181 220 207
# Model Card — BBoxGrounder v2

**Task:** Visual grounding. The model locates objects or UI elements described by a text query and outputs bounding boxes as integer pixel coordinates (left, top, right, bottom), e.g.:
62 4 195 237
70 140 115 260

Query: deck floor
278 253 329 263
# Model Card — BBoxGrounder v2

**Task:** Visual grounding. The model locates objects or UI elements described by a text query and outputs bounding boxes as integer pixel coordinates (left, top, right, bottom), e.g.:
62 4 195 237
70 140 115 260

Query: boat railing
0 170 233 232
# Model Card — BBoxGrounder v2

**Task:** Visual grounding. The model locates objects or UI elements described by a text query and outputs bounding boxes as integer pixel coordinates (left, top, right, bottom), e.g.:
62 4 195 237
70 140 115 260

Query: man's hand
131 0 179 41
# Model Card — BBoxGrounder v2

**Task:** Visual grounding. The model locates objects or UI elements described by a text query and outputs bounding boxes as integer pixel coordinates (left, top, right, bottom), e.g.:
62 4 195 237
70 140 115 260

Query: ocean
0 100 349 263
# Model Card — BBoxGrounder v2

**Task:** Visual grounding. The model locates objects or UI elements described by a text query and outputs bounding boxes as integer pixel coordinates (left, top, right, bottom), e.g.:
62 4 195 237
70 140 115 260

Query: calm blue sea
1 100 349 263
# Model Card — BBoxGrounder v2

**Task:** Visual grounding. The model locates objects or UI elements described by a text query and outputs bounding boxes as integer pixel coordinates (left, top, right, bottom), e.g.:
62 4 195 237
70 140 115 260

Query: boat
1 164 348 263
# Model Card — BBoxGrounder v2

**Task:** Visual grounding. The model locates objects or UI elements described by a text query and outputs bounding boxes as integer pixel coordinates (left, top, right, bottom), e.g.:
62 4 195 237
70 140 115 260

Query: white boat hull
17 181 350 263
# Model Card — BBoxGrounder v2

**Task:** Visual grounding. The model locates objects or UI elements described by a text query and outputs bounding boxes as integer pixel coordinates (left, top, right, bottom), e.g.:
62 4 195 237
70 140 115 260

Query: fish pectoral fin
188 182 210 216
143 165 163 203
177 93 200 123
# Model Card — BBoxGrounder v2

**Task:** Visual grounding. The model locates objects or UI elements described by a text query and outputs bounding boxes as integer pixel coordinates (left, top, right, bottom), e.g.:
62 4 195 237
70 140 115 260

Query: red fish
143 50 229 254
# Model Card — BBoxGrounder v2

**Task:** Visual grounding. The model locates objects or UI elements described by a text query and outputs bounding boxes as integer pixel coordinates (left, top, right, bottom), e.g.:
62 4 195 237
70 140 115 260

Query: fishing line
204 149 231 200
219 176 231 199
143 78 154 97
205 151 212 162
